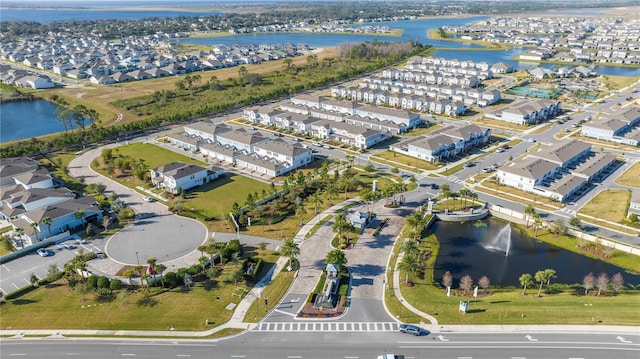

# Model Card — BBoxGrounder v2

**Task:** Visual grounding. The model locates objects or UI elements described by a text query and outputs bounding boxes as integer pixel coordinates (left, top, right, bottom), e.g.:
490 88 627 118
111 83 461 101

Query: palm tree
146 257 157 284
449 192 460 210
397 254 419 284
532 213 543 237
310 191 323 215
30 222 40 243
535 270 548 296
325 182 338 205
325 249 347 267
13 226 24 247
280 239 300 270
401 240 420 258
524 205 536 227
41 216 53 237
154 263 167 288
295 205 307 226
459 188 470 209
405 212 424 240
199 256 209 272
75 210 86 227
123 269 135 286
519 273 533 295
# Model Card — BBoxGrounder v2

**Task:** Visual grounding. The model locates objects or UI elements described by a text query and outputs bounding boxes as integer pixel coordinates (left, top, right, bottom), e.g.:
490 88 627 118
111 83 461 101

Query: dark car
431 183 439 190
399 324 421 336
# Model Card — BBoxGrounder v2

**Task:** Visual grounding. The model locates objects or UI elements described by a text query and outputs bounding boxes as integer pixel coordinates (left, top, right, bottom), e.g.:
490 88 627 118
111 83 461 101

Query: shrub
97 276 110 289
86 275 98 289
110 279 123 291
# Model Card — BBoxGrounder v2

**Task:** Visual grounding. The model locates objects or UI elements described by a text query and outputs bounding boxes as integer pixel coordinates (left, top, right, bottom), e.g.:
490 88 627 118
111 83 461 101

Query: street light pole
136 251 140 266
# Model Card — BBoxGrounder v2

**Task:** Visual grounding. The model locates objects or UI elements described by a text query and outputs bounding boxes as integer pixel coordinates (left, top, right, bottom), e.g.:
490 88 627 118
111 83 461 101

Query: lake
431 218 640 288
0 99 86 143
179 17 488 49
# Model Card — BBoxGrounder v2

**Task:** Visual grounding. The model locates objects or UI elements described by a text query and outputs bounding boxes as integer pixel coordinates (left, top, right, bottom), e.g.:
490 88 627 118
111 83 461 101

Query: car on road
482 167 494 173
399 324 421 336
37 248 51 257
142 196 154 202
464 162 475 167
378 355 405 359
431 183 439 190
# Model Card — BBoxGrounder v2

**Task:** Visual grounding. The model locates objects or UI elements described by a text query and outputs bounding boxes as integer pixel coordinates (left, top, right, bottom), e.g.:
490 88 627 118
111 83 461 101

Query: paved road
1 332 638 359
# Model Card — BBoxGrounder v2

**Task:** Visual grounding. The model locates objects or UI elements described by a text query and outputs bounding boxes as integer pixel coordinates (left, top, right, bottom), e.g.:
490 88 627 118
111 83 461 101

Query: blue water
179 17 487 49
0 100 89 142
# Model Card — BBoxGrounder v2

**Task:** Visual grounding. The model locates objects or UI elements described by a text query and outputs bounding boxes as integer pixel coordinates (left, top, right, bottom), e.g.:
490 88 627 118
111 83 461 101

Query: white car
37 248 51 257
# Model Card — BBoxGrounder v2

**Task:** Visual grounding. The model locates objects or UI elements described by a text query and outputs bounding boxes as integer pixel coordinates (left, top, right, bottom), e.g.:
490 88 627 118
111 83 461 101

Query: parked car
37 248 51 257
482 167 493 173
399 324 422 336
378 354 405 359
142 196 154 202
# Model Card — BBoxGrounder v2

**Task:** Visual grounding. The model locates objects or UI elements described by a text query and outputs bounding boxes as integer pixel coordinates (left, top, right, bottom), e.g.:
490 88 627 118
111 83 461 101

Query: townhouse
497 139 616 202
0 157 102 245
581 108 640 146
487 99 561 125
389 124 491 163
236 139 313 177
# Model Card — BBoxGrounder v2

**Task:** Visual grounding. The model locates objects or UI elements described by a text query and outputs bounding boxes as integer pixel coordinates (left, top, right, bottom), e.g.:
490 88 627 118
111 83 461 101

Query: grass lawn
182 173 273 222
617 162 640 188
0 282 241 331
401 284 640 325
479 179 563 210
578 189 631 223
472 118 527 132
372 150 439 172
243 270 295 322
109 142 207 169
403 123 445 137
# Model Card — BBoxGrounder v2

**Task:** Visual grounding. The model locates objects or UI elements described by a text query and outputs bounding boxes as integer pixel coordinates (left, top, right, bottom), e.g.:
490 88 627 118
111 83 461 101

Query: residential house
150 162 224 194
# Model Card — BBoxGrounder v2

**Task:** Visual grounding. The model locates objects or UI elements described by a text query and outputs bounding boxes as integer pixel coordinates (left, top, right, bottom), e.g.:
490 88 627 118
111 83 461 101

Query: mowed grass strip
578 189 631 223
0 282 240 331
616 162 640 188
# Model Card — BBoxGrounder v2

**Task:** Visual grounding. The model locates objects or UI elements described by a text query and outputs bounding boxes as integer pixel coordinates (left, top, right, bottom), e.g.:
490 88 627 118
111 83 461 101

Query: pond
431 218 640 288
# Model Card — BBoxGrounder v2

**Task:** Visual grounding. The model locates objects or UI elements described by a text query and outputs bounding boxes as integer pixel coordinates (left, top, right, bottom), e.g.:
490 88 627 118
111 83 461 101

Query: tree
13 226 24 247
110 279 123 291
544 269 556 291
280 239 300 269
405 212 424 240
123 269 135 286
41 216 53 237
440 183 450 194
310 191 323 215
550 219 566 238
535 270 549 296
459 274 473 295
478 275 490 293
532 213 543 237
29 273 39 287
30 221 40 243
611 273 624 293
325 249 347 267
596 273 609 296
519 273 533 295
154 263 167 288
283 58 294 71
524 205 536 227
583 272 595 295
442 271 453 289
75 210 86 227
230 269 244 286
325 182 338 205
295 204 307 226
569 216 582 229
397 254 419 284
46 264 62 282
147 257 158 283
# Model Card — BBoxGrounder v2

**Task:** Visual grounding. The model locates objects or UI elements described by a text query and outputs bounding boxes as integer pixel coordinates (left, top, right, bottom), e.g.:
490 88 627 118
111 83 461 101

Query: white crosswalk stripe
251 322 400 332
558 208 576 215
445 176 464 184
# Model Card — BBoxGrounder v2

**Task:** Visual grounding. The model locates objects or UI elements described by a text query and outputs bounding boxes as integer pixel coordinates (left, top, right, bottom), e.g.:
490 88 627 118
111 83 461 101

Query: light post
136 251 140 266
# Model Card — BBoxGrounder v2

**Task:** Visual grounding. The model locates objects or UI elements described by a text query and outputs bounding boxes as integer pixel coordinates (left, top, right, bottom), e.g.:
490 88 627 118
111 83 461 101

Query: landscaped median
384 212 640 326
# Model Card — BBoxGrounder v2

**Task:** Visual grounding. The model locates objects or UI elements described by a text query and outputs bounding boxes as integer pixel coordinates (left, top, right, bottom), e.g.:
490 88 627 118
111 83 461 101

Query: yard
616 162 640 188
578 189 631 223
371 150 440 172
